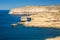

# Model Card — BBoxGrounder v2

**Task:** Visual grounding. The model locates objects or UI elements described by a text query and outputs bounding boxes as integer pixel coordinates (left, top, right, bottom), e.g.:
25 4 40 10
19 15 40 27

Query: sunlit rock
11 24 17 28
9 6 60 28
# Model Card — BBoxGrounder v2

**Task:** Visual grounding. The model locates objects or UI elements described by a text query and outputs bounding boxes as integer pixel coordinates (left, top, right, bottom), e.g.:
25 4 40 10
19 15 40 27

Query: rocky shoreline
9 6 60 28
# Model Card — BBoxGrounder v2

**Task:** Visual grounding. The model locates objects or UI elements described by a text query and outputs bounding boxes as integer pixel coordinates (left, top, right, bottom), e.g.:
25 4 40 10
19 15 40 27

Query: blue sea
0 10 60 40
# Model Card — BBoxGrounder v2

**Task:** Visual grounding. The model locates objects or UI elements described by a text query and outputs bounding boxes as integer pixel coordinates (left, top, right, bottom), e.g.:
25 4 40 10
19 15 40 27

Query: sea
0 10 60 40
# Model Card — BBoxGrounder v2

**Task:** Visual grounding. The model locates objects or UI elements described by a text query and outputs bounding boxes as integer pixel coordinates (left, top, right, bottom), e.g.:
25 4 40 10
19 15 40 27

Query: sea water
0 10 60 40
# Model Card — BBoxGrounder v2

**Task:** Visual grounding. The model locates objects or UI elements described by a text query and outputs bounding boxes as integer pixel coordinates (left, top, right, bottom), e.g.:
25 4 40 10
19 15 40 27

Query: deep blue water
0 10 60 40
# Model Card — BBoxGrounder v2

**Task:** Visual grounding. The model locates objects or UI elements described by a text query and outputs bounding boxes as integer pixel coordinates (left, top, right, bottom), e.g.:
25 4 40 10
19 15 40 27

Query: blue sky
0 0 60 10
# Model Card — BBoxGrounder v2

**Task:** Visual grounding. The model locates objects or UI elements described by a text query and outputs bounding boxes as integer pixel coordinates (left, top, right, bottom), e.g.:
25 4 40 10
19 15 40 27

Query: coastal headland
9 6 60 28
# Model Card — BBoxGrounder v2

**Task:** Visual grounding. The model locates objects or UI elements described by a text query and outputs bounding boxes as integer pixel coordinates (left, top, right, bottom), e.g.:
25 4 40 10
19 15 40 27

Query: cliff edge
9 6 60 28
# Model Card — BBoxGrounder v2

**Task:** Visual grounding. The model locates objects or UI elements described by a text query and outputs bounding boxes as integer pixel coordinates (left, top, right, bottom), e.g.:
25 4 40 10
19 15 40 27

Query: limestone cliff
9 6 60 28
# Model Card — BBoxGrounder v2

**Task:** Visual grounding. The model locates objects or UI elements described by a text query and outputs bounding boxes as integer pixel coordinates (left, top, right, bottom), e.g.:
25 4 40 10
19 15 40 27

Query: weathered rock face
9 6 60 15
19 13 60 28
9 6 60 28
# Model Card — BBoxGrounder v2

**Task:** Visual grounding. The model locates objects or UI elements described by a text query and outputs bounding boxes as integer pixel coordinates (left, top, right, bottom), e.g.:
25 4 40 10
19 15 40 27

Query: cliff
9 6 60 15
9 6 60 28
19 12 60 28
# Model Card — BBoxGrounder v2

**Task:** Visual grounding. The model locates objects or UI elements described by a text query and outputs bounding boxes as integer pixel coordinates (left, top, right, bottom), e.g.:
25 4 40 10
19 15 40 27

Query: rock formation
9 6 60 28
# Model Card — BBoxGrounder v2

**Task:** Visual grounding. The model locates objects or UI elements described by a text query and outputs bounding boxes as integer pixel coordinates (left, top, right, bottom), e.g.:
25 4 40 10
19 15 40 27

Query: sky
0 0 60 10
